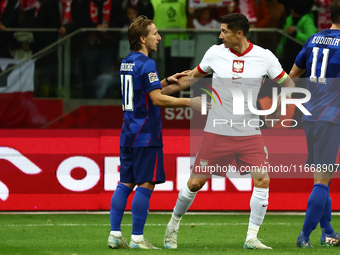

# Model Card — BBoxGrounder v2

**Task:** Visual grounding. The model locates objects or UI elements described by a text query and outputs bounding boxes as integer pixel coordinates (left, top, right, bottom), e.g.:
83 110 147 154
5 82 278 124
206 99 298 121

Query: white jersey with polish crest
198 42 284 136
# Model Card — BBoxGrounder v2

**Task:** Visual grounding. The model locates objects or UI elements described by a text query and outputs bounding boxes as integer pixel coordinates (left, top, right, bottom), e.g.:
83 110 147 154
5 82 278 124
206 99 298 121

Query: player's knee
253 177 270 188
313 177 332 186
187 179 206 192
138 182 155 191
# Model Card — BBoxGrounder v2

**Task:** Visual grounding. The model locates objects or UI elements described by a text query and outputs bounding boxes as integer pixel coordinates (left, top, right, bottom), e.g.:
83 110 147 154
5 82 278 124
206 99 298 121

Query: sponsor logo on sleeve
148 72 159 83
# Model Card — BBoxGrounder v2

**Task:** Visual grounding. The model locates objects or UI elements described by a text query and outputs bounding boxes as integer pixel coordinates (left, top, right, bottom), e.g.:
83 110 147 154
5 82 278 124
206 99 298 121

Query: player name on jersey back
311 36 340 46
120 63 136 71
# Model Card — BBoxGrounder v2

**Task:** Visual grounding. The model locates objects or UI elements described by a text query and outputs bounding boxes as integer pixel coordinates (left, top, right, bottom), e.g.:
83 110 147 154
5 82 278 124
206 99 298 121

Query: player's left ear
236 30 243 37
140 35 146 44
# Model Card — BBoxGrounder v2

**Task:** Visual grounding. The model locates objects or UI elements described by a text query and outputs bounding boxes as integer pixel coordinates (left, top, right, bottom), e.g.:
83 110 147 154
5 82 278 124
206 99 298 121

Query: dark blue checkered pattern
295 29 340 124
119 52 163 147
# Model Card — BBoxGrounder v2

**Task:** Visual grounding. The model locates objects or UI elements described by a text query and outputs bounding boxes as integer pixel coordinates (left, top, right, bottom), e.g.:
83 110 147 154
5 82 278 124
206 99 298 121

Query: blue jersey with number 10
294 28 340 124
119 52 163 147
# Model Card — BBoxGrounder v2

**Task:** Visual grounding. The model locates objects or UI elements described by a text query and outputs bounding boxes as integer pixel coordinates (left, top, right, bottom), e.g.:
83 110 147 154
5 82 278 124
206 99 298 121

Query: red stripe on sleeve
273 70 286 82
197 65 208 74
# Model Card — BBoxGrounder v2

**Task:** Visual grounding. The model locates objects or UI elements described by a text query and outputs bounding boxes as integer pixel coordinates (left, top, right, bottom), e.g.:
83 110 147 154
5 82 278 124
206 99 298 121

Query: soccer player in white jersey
162 13 296 250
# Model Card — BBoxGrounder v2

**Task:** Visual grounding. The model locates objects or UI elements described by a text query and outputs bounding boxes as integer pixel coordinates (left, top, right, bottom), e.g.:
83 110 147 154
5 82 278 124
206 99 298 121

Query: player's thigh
235 135 269 177
192 133 236 177
304 122 340 176
133 147 165 185
119 147 135 183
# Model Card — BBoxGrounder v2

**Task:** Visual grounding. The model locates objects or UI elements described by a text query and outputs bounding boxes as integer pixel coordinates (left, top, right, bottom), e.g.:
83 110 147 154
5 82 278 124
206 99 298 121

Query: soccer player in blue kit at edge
107 15 207 249
289 0 340 248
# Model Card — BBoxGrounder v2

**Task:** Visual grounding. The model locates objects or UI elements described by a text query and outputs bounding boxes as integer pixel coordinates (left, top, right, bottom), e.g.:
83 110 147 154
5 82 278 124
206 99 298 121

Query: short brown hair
128 15 153 51
331 0 340 24
220 13 249 36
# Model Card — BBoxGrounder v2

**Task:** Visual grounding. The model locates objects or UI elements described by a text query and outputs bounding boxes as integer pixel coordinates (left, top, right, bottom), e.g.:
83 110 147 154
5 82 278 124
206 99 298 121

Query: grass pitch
0 212 339 254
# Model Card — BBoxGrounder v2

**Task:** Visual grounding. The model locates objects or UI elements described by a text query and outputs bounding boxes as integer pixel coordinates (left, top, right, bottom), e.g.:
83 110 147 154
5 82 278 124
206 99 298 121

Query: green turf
0 213 339 254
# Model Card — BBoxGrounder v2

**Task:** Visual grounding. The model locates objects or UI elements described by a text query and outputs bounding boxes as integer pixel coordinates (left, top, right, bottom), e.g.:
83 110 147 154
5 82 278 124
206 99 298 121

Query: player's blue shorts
119 147 165 184
304 121 340 166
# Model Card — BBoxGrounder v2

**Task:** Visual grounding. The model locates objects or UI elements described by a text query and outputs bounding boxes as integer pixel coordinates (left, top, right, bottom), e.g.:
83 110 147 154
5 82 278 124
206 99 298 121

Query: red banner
1 129 340 211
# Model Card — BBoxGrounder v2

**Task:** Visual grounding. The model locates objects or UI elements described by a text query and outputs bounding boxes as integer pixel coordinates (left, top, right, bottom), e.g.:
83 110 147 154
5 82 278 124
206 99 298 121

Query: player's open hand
190 96 212 112
167 70 191 85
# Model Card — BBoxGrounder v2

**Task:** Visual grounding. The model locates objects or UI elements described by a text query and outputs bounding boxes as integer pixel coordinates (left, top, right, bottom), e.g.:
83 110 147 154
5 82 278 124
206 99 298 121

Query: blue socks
110 183 133 231
320 197 334 234
131 187 152 235
302 183 329 239
110 184 153 235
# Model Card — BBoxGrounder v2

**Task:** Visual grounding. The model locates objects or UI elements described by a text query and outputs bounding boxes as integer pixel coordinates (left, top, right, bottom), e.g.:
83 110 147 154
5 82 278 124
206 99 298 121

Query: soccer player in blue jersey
289 0 340 248
107 15 204 249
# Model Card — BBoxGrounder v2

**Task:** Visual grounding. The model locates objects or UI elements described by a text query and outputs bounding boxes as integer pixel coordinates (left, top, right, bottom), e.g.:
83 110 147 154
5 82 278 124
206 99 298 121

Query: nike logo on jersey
232 76 241 80
262 204 268 207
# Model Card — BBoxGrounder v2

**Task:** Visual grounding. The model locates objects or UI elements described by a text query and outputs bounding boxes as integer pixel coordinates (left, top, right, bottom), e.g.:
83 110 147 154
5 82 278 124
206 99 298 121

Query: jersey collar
229 41 253 57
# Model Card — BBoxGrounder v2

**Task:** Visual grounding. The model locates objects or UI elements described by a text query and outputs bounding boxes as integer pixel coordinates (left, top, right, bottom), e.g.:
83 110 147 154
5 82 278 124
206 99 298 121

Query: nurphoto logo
201 86 311 116
199 81 312 128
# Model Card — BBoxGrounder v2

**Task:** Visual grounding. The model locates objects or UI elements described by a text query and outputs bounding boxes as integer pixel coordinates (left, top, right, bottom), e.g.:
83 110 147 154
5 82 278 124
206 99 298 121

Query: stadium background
1 25 340 213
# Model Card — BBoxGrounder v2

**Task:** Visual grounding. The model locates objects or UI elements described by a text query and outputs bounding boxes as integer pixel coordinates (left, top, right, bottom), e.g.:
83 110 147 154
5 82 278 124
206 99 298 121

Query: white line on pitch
2 222 300 227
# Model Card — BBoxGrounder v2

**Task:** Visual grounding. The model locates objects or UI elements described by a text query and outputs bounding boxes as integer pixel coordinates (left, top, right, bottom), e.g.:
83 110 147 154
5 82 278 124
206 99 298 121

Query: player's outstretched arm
161 70 191 88
161 68 206 95
149 89 190 108
289 64 306 79
149 90 211 112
